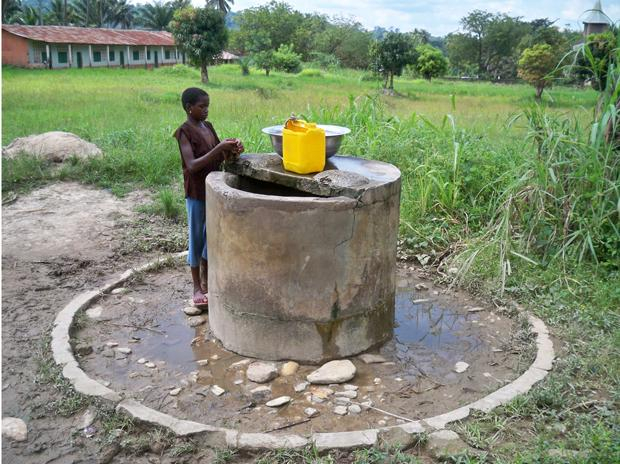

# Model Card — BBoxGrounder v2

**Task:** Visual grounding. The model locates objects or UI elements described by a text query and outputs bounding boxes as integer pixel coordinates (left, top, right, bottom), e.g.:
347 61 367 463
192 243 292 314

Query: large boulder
2 131 102 162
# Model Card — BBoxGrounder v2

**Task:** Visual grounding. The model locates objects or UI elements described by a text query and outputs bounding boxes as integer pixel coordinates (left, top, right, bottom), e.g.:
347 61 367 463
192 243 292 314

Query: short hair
181 87 209 111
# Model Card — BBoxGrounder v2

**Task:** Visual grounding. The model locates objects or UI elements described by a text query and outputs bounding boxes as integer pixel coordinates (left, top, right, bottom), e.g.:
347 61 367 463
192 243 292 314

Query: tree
313 19 373 69
272 43 301 73
460 9 493 75
414 44 448 81
518 44 558 100
138 1 174 30
247 30 274 75
206 0 233 14
3 0 23 23
169 6 228 83
370 31 416 91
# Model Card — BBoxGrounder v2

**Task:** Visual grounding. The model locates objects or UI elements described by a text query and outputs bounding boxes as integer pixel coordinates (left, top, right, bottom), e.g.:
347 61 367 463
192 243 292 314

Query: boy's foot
192 291 209 308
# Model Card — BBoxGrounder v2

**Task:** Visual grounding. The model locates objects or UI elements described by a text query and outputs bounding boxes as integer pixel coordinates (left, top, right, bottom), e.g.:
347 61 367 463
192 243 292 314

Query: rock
183 306 202 316
85 306 103 319
415 283 428 291
188 316 206 327
2 417 27 442
427 430 469 459
467 307 484 313
335 390 358 399
304 407 319 418
2 131 102 162
280 361 299 376
137 358 147 364
80 409 97 429
359 354 387 364
311 387 334 399
334 396 351 406
105 342 119 348
377 426 417 450
310 395 326 404
196 359 209 366
307 360 356 384
234 379 244 385
266 396 291 407
144 362 156 368
333 406 348 416
114 351 127 361
360 401 373 410
373 377 382 384
75 344 93 356
378 420 387 426
447 267 459 275
98 441 120 464
211 385 226 396
294 381 310 393
229 359 251 369
247 362 278 383
454 362 469 373
110 287 127 295
211 355 219 360
250 386 272 403
344 384 359 391
348 404 362 415
169 388 182 396
116 347 132 354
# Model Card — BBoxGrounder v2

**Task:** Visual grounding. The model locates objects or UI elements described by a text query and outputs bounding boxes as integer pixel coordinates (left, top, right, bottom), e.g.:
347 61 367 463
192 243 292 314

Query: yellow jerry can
282 118 326 174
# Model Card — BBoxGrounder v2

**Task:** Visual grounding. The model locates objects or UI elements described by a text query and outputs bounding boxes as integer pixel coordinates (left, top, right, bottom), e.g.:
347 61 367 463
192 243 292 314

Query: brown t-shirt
174 120 222 201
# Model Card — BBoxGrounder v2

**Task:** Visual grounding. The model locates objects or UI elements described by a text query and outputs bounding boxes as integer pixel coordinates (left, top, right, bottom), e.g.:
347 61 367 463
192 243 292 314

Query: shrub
298 68 323 77
272 44 302 73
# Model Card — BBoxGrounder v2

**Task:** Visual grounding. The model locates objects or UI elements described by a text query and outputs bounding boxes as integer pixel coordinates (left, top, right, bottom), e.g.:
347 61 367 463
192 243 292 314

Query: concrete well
206 154 401 363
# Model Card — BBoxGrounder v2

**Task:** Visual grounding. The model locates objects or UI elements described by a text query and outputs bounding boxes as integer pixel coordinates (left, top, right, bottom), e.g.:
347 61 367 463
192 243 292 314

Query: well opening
225 174 321 198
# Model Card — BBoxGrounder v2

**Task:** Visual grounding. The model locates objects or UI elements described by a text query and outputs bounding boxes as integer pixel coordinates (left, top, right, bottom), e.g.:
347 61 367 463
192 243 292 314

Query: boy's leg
186 197 208 305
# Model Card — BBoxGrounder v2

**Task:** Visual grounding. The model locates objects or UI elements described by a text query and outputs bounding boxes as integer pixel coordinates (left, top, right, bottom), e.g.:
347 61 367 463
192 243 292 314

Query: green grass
3 63 617 462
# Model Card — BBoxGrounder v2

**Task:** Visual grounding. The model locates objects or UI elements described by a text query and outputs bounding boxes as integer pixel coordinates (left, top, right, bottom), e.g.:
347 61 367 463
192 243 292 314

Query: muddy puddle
75 262 532 435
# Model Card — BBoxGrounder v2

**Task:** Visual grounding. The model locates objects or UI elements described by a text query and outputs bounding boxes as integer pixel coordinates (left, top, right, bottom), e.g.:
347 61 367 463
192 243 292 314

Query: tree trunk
389 72 394 90
535 84 544 101
201 62 209 83
266 68 270 76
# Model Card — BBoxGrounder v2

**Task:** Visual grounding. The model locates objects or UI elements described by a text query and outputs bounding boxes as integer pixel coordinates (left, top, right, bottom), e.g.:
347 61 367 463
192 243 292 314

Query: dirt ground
2 182 533 463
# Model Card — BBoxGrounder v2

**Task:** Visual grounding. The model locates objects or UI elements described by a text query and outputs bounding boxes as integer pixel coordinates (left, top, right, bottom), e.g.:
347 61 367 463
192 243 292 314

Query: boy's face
187 96 209 121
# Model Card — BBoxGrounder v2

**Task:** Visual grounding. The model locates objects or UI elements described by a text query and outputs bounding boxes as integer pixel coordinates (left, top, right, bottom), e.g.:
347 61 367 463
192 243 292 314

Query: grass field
2 64 618 463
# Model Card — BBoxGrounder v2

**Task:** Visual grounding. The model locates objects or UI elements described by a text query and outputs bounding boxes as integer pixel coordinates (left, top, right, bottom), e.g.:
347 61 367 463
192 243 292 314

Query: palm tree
206 0 233 14
138 1 174 31
113 0 135 29
47 0 75 24
2 0 23 23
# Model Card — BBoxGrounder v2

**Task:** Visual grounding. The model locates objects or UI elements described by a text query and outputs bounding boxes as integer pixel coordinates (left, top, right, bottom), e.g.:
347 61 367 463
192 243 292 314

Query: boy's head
181 87 210 121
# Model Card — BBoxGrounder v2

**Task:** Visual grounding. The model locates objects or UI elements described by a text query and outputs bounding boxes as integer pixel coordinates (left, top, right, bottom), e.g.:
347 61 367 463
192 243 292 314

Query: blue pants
186 197 208 268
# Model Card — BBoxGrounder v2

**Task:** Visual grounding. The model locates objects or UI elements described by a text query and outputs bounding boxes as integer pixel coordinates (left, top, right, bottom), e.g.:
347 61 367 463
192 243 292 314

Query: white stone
359 354 387 364
334 396 351 406
2 417 27 442
211 355 219 360
360 401 373 410
311 395 326 404
266 396 291 407
169 388 182 396
183 306 202 316
311 387 334 399
468 307 484 313
116 347 132 354
85 306 103 319
304 407 319 418
247 362 278 383
111 287 127 295
234 379 244 385
415 283 428 290
427 429 469 459
454 362 469 373
344 384 358 391
377 420 387 426
333 406 348 416
3 131 102 162
307 360 356 384
373 377 382 384
280 361 299 376
80 409 97 429
335 390 357 399
196 359 209 366
137 358 147 364
188 316 206 327
145 362 156 368
448 267 459 275
250 386 272 402
348 404 362 415
105 342 118 347
229 359 251 369
211 385 226 396
294 381 310 392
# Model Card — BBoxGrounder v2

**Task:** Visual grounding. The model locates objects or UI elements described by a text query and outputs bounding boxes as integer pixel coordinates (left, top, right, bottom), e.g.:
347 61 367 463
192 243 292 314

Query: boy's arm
178 132 237 174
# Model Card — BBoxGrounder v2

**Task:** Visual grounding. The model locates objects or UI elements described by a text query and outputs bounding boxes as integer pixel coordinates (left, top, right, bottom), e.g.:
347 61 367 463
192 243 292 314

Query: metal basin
262 125 351 158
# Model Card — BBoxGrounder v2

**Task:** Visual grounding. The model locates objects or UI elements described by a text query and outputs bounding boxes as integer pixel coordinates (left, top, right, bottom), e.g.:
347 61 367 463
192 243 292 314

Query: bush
298 68 323 77
155 64 200 79
272 44 302 73
307 52 340 70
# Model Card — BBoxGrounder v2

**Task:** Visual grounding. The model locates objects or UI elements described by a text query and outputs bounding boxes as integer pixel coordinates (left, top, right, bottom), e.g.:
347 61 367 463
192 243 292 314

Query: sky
221 0 620 36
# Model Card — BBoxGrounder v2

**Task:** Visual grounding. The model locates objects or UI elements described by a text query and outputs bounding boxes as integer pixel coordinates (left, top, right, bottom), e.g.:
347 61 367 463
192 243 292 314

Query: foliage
414 44 448 81
238 56 251 75
137 0 174 30
518 44 558 100
572 30 617 90
272 43 301 73
206 0 233 14
313 18 373 69
370 31 417 90
169 6 227 83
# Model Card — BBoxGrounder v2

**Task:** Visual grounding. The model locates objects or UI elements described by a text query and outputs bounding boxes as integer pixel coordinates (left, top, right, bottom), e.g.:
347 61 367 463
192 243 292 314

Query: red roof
2 25 175 46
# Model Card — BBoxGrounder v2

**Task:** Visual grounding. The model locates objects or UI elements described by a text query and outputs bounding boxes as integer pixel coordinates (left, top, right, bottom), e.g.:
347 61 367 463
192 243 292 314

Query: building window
165 50 171 60
133 50 140 61
109 50 115 61
147 50 151 60
93 51 102 62
58 51 68 63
